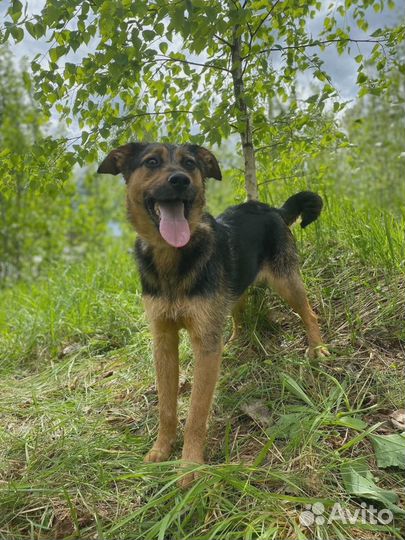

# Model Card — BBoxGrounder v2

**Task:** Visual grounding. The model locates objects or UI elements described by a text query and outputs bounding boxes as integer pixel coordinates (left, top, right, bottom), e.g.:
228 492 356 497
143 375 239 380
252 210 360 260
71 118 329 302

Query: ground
1 196 404 539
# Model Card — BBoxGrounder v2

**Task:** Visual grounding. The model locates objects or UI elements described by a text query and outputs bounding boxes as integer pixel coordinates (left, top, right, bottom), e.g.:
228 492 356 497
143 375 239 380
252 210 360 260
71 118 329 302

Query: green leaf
10 0 22 22
306 94 319 103
280 373 317 409
341 460 404 514
272 411 315 440
49 46 65 63
142 29 155 41
22 71 32 92
25 21 36 37
10 26 24 42
159 42 168 55
357 72 368 85
333 416 368 430
369 434 405 470
377 59 386 71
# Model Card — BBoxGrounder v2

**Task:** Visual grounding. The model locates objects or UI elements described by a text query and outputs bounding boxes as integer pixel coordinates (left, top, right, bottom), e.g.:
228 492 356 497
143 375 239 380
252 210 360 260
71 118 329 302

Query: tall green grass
0 241 143 372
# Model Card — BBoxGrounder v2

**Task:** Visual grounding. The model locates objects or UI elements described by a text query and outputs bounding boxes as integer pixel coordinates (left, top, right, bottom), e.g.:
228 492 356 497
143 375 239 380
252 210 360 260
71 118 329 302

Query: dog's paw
178 470 200 489
143 447 171 463
178 454 204 489
306 345 330 360
178 463 204 489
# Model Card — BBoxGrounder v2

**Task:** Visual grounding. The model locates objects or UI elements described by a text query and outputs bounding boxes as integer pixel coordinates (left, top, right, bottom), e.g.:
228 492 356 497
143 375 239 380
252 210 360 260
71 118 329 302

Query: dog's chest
142 294 228 340
134 236 221 298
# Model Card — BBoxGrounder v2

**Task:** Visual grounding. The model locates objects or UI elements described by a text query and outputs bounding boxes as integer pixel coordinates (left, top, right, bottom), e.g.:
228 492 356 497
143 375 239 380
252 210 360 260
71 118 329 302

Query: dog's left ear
97 143 147 177
187 145 222 181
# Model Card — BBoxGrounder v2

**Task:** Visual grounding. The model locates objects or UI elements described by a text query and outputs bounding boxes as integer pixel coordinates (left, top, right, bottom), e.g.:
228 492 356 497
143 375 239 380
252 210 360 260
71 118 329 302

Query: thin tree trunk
14 174 22 279
231 28 258 200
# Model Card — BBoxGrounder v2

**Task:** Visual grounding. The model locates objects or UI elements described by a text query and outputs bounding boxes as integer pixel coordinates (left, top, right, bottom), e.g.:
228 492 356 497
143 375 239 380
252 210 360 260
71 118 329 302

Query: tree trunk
231 29 258 200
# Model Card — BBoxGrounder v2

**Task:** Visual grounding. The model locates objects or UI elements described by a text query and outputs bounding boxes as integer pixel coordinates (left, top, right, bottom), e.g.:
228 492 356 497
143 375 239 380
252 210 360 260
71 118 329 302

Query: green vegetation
1 109 404 537
1 2 404 538
1 198 404 538
1 0 404 198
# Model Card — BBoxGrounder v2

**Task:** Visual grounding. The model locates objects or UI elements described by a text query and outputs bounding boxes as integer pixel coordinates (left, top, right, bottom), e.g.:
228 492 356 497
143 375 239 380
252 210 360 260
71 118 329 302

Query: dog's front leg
180 333 222 487
144 319 179 463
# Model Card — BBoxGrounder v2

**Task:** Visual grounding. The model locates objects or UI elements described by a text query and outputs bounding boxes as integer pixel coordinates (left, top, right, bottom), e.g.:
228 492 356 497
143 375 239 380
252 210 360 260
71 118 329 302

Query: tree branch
258 174 305 186
255 142 284 153
242 37 388 60
250 1 280 42
158 55 231 72
119 110 194 124
231 27 258 200
214 33 232 47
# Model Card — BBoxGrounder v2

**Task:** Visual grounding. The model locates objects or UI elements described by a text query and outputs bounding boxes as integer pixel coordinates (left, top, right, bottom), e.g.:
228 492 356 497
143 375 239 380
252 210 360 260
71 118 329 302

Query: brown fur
257 266 328 357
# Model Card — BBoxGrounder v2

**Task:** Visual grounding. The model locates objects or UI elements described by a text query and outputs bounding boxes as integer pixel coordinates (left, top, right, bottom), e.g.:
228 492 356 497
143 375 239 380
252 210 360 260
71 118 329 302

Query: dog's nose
168 173 190 188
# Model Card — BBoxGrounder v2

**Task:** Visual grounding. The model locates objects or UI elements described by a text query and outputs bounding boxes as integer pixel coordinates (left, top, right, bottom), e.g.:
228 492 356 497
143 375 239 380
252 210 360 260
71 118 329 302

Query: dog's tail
278 191 323 228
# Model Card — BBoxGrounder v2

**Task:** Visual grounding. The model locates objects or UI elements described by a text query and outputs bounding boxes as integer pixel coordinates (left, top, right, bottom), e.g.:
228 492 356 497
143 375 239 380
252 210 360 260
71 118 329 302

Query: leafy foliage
334 59 405 212
0 49 127 282
1 1 403 192
341 460 404 514
370 434 405 470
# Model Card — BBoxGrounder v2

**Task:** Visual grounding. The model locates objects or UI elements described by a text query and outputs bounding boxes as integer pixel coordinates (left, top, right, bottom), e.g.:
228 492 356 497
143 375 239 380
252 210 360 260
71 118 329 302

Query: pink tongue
158 201 191 248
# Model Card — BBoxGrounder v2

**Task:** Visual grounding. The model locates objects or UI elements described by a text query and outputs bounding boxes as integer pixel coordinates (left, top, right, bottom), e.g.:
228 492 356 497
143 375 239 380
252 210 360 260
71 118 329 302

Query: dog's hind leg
144 319 179 463
266 271 329 359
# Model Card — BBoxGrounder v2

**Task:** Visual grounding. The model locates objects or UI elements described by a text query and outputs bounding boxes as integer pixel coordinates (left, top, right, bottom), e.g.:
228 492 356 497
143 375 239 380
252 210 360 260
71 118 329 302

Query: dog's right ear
97 143 147 176
187 145 222 181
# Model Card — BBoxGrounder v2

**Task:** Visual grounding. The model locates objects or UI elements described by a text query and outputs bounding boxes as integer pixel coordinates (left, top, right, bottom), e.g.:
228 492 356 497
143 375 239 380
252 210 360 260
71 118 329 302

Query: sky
303 3 403 100
1 0 403 124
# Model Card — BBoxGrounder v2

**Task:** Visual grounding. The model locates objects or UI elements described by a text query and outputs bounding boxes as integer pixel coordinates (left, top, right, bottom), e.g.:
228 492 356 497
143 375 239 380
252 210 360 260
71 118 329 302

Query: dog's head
98 143 221 248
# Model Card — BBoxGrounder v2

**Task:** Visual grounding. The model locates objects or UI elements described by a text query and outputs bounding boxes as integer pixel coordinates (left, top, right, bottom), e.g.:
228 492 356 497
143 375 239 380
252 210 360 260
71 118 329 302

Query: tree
0 46 126 282
324 48 405 211
0 46 46 279
1 1 403 199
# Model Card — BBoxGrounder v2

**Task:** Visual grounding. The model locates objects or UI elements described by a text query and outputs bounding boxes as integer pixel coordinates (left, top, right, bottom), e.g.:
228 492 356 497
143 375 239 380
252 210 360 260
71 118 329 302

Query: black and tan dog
98 142 329 485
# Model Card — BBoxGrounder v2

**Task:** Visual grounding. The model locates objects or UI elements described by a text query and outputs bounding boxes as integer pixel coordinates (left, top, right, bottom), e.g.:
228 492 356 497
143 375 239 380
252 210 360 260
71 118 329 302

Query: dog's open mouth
146 199 192 248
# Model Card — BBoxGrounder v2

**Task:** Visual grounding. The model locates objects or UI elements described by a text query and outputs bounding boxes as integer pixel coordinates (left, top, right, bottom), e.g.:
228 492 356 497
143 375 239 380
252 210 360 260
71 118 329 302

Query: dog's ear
187 145 222 181
97 143 147 176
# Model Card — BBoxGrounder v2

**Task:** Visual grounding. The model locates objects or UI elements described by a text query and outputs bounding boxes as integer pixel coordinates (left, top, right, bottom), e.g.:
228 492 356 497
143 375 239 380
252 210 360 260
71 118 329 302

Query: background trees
0 47 125 281
0 1 404 280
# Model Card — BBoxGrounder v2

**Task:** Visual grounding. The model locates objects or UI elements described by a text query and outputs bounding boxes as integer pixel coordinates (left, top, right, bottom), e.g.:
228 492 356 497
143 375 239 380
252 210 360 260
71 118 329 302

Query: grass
1 186 404 539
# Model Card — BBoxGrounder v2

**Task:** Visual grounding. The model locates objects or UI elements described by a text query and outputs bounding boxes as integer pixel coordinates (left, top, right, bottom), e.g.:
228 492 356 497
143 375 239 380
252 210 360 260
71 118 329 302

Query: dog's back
217 192 323 298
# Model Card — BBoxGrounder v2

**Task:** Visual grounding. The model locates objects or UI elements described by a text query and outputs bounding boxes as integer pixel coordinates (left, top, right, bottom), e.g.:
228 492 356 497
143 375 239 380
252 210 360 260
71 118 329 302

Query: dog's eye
183 158 196 170
144 157 159 168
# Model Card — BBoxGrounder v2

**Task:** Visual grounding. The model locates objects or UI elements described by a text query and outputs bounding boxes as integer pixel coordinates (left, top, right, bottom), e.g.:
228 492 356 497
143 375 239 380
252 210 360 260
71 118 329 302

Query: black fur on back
278 191 323 228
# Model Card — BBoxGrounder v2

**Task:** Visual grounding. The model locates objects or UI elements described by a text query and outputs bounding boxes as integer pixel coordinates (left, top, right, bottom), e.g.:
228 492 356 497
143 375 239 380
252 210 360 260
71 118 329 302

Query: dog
98 142 329 486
